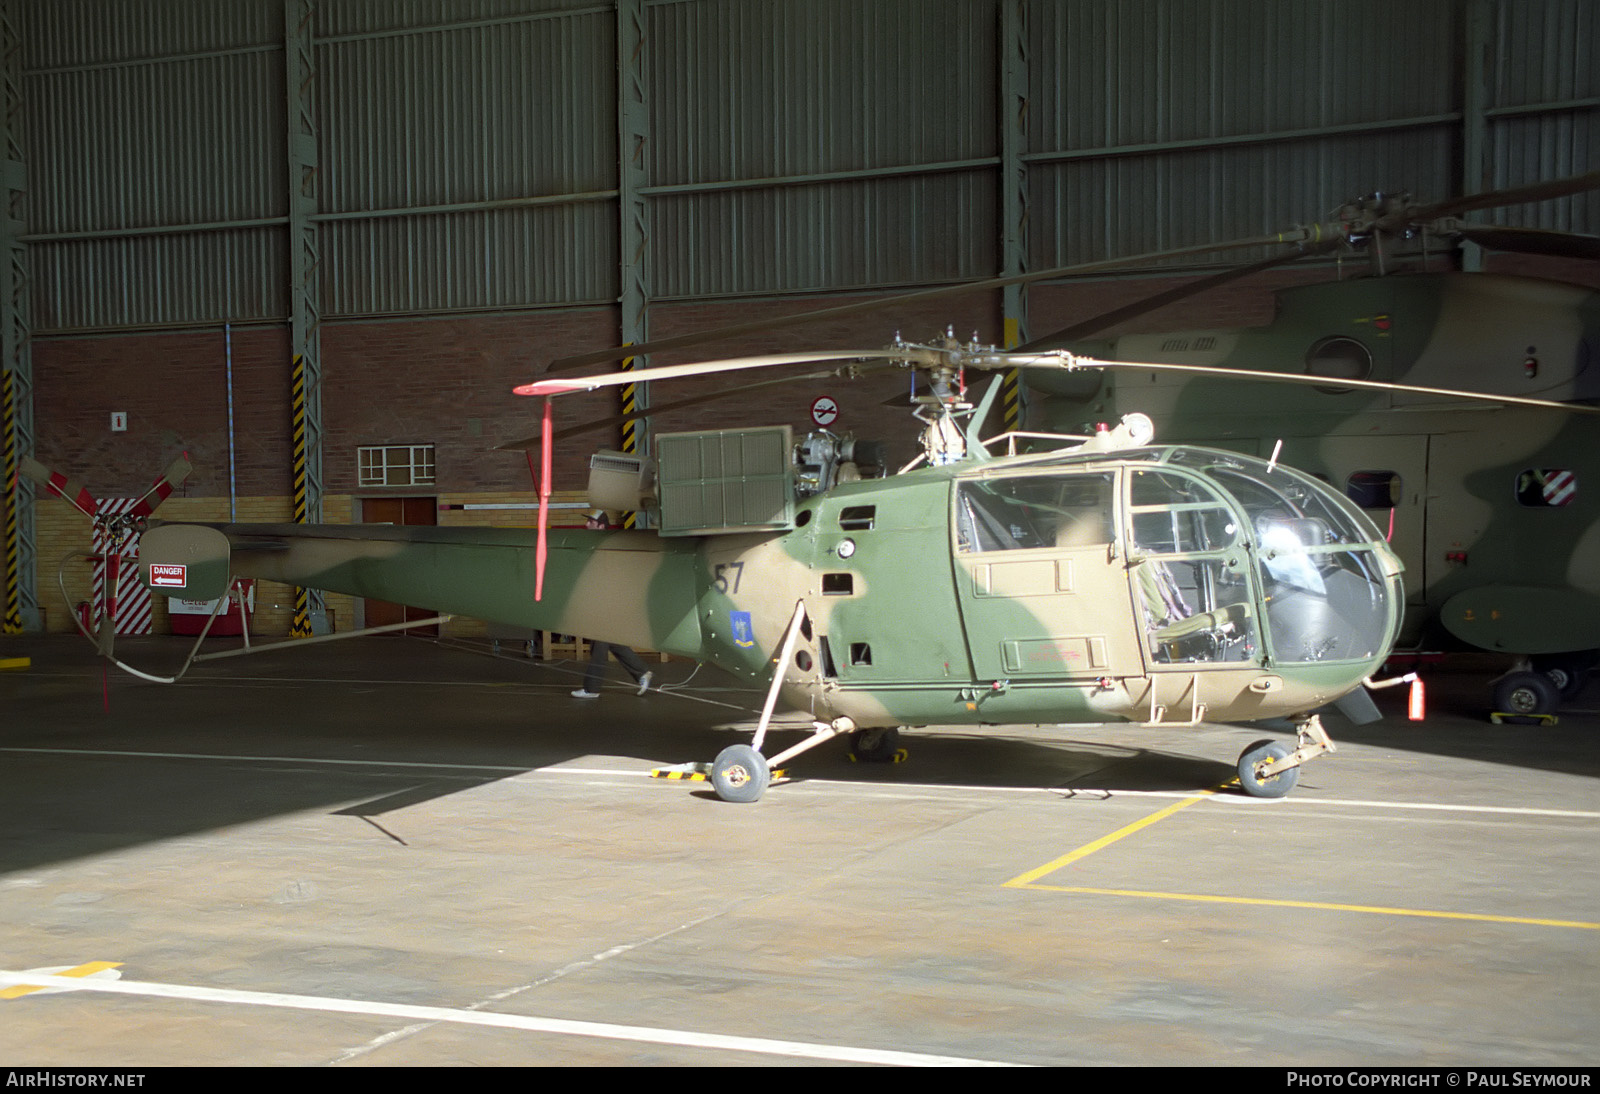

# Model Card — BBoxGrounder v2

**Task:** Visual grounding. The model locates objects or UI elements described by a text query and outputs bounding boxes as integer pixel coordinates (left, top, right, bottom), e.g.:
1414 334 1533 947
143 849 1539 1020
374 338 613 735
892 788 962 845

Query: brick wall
24 259 1596 637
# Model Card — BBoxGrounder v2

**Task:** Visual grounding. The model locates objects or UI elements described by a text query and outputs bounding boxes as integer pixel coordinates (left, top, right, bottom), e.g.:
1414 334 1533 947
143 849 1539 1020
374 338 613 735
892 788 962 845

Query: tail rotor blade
18 456 98 520
129 454 193 518
97 551 122 658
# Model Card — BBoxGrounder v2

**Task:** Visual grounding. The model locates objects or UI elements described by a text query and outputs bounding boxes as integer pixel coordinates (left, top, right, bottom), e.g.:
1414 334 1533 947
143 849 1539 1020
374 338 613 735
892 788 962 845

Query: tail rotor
11 454 193 656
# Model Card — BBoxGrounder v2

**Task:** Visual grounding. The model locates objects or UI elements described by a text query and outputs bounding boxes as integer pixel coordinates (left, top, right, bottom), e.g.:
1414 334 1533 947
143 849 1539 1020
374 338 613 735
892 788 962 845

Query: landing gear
1234 712 1335 799
1237 739 1299 798
849 726 901 763
1493 671 1561 718
710 744 770 804
706 715 861 803
1531 651 1596 703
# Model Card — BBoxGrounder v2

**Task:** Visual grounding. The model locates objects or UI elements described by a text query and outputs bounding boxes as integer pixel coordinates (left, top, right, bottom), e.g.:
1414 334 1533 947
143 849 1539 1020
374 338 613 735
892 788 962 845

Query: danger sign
148 563 187 588
811 396 839 427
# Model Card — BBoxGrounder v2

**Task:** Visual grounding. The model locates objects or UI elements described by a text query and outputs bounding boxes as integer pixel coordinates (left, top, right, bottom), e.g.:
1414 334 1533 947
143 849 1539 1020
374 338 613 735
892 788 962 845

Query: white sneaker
636 672 653 695
571 689 599 699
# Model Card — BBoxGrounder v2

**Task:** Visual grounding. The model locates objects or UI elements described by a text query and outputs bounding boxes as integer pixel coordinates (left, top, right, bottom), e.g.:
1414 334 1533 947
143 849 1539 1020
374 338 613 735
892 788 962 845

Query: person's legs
610 645 653 693
612 644 647 682
574 641 610 696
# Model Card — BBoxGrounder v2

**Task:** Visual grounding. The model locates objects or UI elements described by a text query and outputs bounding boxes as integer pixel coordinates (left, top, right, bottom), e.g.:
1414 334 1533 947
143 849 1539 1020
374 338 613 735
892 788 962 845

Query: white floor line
4 746 1596 819
0 969 1023 1067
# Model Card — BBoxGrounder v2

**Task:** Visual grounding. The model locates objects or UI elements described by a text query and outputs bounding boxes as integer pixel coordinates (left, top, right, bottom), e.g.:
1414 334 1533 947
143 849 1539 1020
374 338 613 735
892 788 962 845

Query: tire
850 726 901 763
1492 671 1560 716
710 744 770 803
1531 652 1596 702
1237 739 1299 799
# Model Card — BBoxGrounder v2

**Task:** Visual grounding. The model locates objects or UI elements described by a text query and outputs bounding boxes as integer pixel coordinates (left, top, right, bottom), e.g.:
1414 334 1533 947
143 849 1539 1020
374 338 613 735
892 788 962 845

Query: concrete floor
1 634 1596 1067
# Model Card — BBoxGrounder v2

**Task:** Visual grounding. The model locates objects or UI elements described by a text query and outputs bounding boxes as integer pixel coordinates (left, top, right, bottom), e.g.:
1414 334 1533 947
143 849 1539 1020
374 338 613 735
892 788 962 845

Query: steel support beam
1460 0 1493 273
286 0 325 635
0 0 34 632
617 0 650 527
998 0 1029 431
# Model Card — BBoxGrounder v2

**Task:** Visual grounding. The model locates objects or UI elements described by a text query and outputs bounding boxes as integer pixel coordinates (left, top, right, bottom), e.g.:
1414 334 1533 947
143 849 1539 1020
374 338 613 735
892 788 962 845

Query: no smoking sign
810 395 839 427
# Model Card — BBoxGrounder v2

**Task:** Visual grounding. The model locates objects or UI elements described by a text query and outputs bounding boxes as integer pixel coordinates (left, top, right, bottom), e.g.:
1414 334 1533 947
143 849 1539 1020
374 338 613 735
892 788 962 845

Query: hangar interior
0 0 1595 639
2 0 1599 1071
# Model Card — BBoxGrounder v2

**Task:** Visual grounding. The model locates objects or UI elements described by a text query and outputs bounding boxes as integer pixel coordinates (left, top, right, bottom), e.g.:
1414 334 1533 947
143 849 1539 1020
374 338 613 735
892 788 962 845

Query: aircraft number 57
712 562 744 594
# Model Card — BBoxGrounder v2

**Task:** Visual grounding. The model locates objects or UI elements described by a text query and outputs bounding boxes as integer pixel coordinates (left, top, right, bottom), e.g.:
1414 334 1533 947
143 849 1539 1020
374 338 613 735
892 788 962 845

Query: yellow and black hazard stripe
290 354 312 638
2 369 20 633
1001 316 1023 434
620 349 639 530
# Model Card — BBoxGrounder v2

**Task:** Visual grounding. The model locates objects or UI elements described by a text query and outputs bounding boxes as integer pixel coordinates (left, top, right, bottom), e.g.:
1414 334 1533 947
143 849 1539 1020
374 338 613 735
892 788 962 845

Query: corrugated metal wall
1489 0 1598 229
15 0 1599 332
1027 0 1461 266
316 4 617 314
24 1 285 329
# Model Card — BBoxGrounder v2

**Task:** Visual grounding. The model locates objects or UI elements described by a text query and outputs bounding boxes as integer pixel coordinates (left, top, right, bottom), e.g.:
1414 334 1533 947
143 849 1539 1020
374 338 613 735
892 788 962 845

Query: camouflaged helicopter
57 173 1600 801
1021 177 1600 719
113 334 1459 805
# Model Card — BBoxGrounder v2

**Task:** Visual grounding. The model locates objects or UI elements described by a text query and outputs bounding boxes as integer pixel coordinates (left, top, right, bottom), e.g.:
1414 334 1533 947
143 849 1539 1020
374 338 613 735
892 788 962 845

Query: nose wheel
1234 713 1335 799
1237 739 1299 798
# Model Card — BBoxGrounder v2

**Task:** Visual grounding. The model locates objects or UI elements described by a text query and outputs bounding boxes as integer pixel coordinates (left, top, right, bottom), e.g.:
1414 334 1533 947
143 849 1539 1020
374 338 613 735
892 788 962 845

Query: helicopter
526 172 1600 720
81 335 1443 805
33 179 1598 798
1020 187 1600 718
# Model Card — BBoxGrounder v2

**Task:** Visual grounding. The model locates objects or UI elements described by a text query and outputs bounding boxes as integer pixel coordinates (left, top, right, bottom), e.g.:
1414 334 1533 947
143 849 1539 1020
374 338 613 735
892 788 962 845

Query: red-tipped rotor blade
534 398 552 602
17 456 98 520
97 550 121 658
129 454 193 518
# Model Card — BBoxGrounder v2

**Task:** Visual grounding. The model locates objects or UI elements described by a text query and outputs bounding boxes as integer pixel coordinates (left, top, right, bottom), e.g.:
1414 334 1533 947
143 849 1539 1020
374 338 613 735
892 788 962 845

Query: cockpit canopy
956 446 1403 667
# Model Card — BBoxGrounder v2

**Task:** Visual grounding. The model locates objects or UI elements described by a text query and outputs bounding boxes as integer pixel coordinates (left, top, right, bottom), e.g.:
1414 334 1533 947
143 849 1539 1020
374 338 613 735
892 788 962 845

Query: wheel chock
650 762 710 783
847 748 910 764
1489 711 1559 726
649 761 787 783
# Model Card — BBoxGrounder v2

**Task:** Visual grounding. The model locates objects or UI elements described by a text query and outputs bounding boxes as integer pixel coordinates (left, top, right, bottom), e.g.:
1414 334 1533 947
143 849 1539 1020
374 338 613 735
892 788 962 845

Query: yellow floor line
1008 885 1600 930
0 961 122 1000
1003 783 1228 887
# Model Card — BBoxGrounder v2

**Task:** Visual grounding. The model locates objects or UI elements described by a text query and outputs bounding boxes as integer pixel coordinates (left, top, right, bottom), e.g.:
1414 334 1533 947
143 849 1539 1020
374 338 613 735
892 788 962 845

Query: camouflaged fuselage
1035 272 1600 656
163 442 1404 733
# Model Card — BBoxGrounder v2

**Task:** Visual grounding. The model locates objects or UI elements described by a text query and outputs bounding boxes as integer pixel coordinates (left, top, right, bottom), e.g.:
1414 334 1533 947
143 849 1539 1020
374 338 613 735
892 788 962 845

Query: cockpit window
1203 459 1395 663
953 446 1401 669
1126 469 1256 664
1128 470 1242 554
956 472 1115 553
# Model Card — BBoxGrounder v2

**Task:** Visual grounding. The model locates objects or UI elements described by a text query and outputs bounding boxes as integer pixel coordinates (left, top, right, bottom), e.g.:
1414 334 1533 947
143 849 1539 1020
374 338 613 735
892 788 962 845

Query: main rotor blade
1414 169 1600 222
516 349 933 398
543 234 1302 373
1017 242 1330 351
496 365 887 451
1065 357 1600 415
1454 224 1600 262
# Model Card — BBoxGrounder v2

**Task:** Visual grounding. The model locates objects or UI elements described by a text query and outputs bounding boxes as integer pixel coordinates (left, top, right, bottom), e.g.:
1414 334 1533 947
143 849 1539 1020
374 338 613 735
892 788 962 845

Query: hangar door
360 497 438 633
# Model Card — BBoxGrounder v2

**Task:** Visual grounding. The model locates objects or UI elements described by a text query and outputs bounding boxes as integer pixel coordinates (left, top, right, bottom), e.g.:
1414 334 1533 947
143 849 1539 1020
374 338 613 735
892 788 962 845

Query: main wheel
850 726 900 763
1237 739 1299 799
710 744 770 803
1531 652 1596 702
1492 671 1559 716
